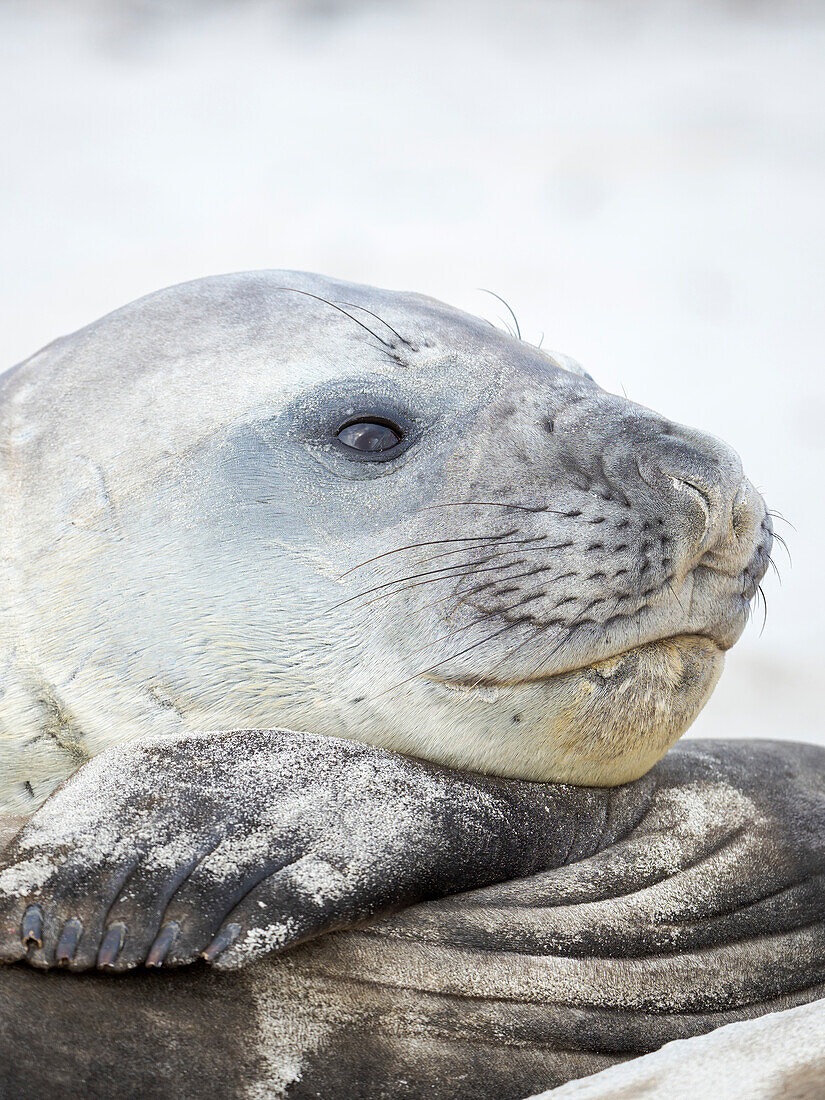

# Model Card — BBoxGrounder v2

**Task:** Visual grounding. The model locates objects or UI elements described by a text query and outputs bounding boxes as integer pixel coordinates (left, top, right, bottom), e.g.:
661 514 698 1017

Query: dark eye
336 419 403 453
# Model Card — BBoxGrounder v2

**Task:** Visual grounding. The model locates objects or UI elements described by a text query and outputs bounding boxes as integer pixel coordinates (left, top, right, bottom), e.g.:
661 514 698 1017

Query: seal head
0 271 773 808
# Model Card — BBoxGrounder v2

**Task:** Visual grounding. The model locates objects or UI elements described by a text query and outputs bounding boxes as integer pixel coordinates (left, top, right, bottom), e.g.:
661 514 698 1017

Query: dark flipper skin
0 728 647 973
2 738 825 1100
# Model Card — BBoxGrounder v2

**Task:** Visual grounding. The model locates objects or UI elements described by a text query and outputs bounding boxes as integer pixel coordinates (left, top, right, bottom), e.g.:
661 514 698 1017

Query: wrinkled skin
0 729 634 972
540 1000 825 1100
1 737 825 1100
0 272 772 811
0 273 781 1095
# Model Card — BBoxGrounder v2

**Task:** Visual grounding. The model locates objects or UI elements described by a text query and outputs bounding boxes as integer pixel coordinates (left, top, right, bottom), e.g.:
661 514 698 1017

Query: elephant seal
0 273 790 1096
2 735 825 1100
0 271 772 814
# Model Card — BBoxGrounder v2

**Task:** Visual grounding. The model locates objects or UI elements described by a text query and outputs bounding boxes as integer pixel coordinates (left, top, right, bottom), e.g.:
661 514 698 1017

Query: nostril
636 456 716 549
669 475 712 542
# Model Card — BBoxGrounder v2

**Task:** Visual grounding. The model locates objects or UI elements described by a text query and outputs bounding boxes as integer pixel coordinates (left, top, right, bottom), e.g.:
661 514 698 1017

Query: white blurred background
1 0 822 746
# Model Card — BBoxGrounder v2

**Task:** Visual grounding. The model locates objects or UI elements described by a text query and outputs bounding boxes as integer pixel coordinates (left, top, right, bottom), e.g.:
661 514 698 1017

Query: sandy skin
0 273 784 1097
1 736 825 1099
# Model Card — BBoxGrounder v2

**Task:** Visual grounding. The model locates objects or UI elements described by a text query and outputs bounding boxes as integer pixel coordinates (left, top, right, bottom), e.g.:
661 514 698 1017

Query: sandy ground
1 0 822 747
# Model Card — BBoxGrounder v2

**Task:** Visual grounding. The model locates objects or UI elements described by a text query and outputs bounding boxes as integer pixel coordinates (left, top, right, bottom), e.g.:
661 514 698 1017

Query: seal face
0 271 773 809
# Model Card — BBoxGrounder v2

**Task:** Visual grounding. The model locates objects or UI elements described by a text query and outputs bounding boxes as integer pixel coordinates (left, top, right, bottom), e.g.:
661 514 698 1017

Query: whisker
392 561 533 624
461 595 615 704
767 509 795 531
346 559 527 614
401 588 554 663
337 301 412 347
403 612 497 658
664 576 685 613
488 592 626 701
350 563 535 626
401 607 514 661
757 584 768 635
368 620 528 701
751 584 762 627
307 581 434 629
769 529 792 566
339 531 519 577
408 585 483 620
465 619 557 691
328 554 525 612
499 597 611 698
272 287 393 348
478 289 522 341
461 562 576 595
340 546 551 627
384 535 556 581
434 565 577 622
474 570 577 604
408 534 547 572
414 501 570 516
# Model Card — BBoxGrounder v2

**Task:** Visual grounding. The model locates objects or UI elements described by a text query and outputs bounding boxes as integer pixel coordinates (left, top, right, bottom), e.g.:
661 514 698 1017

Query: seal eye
336 419 402 454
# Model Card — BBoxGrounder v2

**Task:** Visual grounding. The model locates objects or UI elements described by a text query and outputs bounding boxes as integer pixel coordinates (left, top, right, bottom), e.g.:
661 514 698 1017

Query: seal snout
578 402 772 607
634 424 747 563
646 429 772 595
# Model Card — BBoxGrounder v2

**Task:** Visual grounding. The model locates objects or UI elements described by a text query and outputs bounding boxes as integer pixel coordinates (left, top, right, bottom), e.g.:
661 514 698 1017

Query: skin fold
0 273 786 1097
2 737 825 1099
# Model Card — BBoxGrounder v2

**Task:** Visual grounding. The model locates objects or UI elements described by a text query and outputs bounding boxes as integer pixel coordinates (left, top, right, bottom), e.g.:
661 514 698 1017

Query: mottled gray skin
0 274 782 1095
0 272 772 807
2 737 825 1100
0 728 628 972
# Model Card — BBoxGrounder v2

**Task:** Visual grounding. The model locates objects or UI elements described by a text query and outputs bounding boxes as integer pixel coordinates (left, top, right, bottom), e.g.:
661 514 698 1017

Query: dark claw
97 922 127 968
21 905 43 948
146 921 179 967
202 922 242 962
56 918 83 965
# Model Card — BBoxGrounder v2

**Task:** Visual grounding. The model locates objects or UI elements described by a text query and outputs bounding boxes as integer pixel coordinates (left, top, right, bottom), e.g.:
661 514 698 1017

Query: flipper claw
56 918 83 965
146 921 179 967
21 905 43 948
202 922 241 962
97 922 127 968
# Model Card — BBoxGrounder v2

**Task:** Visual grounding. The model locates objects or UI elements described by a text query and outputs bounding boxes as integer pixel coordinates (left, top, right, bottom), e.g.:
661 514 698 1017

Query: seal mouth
424 633 725 786
427 632 721 692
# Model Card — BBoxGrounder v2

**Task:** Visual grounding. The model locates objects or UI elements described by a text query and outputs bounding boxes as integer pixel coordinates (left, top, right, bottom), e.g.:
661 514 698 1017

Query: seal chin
430 634 724 787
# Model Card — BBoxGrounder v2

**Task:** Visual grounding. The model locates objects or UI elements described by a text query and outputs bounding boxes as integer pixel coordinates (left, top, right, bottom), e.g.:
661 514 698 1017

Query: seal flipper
3 739 824 1100
0 728 642 972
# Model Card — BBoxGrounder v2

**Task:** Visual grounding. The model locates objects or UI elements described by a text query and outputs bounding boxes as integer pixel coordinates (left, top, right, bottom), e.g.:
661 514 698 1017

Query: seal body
0 272 772 812
1 738 824 1100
